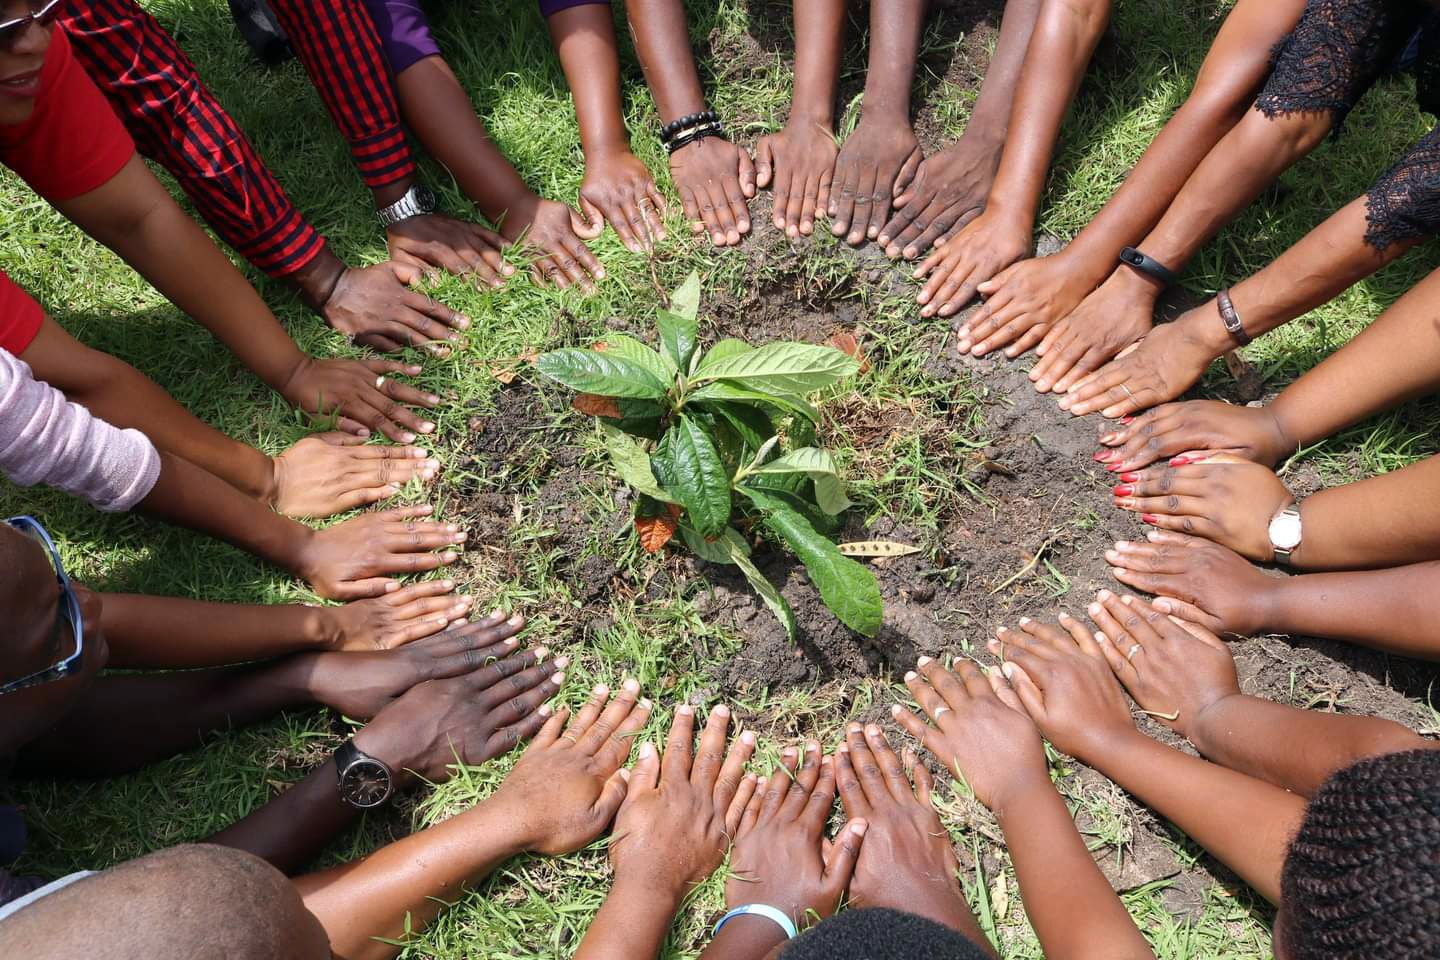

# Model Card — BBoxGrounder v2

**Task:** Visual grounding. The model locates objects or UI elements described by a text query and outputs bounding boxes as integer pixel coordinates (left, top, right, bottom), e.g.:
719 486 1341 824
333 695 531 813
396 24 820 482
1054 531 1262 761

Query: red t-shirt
0 26 137 353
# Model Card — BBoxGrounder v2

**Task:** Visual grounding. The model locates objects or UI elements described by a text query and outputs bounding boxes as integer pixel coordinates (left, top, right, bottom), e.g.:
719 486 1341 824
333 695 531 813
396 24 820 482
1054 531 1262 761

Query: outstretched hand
322 261 471 354
879 134 1001 259
386 212 514 288
914 209 1030 319
498 195 606 292
270 432 438 519
1105 530 1281 637
575 147 668 252
671 136 756 247
294 504 466 600
1026 271 1157 395
278 357 438 445
1095 400 1293 474
829 118 922 246
961 252 1101 359
756 120 837 239
1059 315 1219 419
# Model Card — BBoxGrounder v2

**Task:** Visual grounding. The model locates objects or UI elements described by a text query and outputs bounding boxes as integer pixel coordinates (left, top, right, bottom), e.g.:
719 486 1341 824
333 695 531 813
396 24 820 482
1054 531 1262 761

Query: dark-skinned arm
1286 454 1440 571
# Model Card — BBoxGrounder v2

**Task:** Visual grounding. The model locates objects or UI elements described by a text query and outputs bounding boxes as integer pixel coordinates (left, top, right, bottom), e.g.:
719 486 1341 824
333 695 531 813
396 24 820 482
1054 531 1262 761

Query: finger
784 170 806 239
712 723 756 814
1055 611 1102 658
529 706 571 750
801 751 837 832
918 655 975 711
611 195 645 252
643 184 669 241
630 739 661 792
721 175 751 242
1017 618 1084 658
486 703 553 756
1086 592 1139 652
815 165 833 224
566 237 605 288
891 703 939 755
830 159 858 235
532 255 565 289
907 203 970 260
758 745 800 820
467 224 515 280
781 740 824 818
577 677 644 760
843 723 886 806
571 194 607 241
1149 595 1225 634
325 577 397 601
738 782 766 837
476 659 567 723
906 747 935 805
862 724 912 802
661 704 697 784
878 194 921 254
822 819 868 891
726 772 759 836
591 767 631 828
701 182 733 246
984 667 1026 713
846 169 878 244
691 703 734 792
1103 591 1167 647
564 681 618 744
738 147 757 198
594 692 654 770
894 148 922 198
755 136 774 188
1000 660 1045 721
834 745 869 820
903 665 956 729
799 171 821 236
679 185 705 237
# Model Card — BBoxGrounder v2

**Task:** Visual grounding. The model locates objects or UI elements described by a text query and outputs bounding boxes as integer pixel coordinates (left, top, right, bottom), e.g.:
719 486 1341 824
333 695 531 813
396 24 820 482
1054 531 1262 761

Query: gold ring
1126 643 1143 660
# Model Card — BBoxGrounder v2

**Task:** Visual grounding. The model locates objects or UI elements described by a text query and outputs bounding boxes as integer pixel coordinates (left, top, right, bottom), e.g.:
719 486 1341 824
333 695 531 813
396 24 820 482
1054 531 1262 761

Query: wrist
372 177 414 211
786 104 834 131
989 767 1059 823
1179 301 1237 358
287 246 346 313
353 719 424 790
712 912 792 952
1261 404 1303 465
307 604 346 651
610 871 688 912
1184 693 1251 755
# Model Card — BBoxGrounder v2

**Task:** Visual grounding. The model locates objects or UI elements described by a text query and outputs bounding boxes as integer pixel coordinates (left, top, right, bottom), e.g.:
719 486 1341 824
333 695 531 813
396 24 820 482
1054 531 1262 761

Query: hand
1028 270 1158 394
305 612 546 720
489 679 654 855
321 261 471 354
1095 400 1294 474
960 251 1098 360
498 193 606 292
321 578 473 651
755 117 837 238
892 656 1049 814
913 208 1030 319
1060 307 1225 418
351 622 564 784
834 724 972 932
386 213 514 287
829 117 922 245
270 432 438 519
1104 530 1282 636
726 741 866 927
670 135 757 247
575 146 668 252
986 616 1137 765
293 504 466 600
277 357 439 444
879 133 1002 259
1112 455 1295 562
608 704 757 896
1084 591 1241 742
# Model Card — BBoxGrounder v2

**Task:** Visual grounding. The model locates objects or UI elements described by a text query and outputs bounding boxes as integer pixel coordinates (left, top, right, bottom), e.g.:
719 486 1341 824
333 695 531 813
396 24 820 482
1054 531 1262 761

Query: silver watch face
1269 511 1302 551
339 758 392 808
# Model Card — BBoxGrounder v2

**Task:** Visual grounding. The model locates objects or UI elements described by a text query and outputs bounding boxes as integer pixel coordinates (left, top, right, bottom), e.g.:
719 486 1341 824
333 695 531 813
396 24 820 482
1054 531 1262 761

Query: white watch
1268 503 1302 565
377 183 437 227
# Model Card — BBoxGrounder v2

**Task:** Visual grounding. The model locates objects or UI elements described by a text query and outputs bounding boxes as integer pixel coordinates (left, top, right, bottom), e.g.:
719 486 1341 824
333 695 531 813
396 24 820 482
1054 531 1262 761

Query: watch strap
1217 287 1252 346
1271 504 1301 564
377 184 435 227
333 738 394 809
1118 246 1180 288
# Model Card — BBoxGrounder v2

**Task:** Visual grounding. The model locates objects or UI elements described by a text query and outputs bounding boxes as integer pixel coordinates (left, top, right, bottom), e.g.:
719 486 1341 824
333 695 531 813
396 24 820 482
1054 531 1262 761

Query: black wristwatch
1118 246 1180 288
334 739 394 809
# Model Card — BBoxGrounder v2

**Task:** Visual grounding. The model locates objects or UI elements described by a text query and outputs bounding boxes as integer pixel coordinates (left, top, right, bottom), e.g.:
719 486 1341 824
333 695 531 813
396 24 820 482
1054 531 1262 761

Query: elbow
1244 104 1333 158
1348 722 1428 769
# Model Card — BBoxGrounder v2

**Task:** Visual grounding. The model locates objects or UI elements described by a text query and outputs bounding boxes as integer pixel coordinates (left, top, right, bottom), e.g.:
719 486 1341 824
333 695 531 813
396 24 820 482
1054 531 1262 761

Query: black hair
780 907 992 960
1279 748 1440 958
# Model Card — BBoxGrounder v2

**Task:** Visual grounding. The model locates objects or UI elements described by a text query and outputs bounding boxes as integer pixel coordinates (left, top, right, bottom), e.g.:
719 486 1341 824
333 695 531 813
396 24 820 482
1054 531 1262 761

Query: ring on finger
1126 643 1143 660
933 706 951 719
375 375 387 390
1120 383 1136 401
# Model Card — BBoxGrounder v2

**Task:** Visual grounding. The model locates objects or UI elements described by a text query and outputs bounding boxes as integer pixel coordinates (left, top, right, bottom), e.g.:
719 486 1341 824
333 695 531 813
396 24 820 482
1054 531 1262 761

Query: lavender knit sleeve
0 349 161 512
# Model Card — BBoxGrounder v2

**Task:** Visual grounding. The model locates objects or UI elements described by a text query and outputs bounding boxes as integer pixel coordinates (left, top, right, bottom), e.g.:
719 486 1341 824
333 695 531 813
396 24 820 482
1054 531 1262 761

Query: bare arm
1290 454 1440 570
1261 562 1440 659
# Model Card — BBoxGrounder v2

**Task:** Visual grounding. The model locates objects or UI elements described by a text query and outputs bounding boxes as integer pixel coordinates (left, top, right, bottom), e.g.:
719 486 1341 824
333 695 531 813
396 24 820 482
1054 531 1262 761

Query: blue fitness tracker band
712 903 799 941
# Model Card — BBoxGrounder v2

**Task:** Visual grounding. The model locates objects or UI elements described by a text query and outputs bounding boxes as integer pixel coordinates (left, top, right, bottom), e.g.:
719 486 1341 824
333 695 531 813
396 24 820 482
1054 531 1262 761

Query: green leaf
691 342 859 395
752 447 853 514
669 271 702 320
680 524 748 565
740 487 882 637
694 338 753 374
694 401 775 454
597 333 677 379
536 348 669 399
600 423 678 504
688 381 819 423
658 310 698 373
665 415 732 540
725 537 797 641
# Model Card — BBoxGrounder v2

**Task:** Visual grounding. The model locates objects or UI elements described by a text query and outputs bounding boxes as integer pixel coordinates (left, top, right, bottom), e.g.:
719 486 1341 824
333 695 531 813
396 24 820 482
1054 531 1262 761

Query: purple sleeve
357 0 441 74
538 0 611 17
0 349 161 512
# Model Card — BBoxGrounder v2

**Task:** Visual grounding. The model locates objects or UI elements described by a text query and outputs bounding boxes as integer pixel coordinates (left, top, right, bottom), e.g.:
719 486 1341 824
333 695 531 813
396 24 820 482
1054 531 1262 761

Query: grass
3 0 1438 957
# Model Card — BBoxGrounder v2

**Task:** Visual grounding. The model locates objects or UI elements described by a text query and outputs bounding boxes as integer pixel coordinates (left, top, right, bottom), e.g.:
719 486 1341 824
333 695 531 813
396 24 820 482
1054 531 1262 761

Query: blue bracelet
712 903 798 940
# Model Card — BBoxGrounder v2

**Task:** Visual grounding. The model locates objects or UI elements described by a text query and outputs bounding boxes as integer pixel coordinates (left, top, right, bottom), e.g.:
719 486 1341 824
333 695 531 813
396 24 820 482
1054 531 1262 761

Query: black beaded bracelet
666 121 725 154
661 109 719 143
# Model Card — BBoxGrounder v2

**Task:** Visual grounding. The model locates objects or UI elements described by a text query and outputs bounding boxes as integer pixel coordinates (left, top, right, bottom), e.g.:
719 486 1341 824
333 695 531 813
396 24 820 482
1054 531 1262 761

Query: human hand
1028 270 1157 394
914 209 1030 319
386 213 514 287
1059 308 1225 419
960 251 1098 359
829 117 922 245
608 704 758 897
498 194 605 292
834 724 972 932
321 261 471 354
308 612 550 721
879 134 1002 259
1095 400 1294 474
1084 591 1240 742
270 432 438 519
321 578 473 651
986 616 1138 765
277 357 438 444
489 678 654 855
294 504 466 600
670 135 756 246
891 656 1049 814
1104 530 1282 637
726 741 866 927
1112 455 1295 562
575 147 668 252
755 118 837 238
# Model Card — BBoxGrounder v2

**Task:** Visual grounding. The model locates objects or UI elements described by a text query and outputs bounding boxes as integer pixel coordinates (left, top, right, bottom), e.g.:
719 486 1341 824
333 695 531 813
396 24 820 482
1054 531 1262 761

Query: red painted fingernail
1094 451 1113 462
1141 514 1159 525
1120 472 1140 483
1106 463 1122 473
1121 416 1135 424
1112 484 1134 497
1170 455 1192 466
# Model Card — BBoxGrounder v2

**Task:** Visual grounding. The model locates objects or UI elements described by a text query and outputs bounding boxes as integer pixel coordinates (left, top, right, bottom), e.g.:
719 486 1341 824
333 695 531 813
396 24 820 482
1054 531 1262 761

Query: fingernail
1095 631 1109 645
807 740 821 754
554 656 571 669
384 581 399 593
917 656 932 667
618 768 631 782
1098 589 1113 600
1170 455 1192 466
714 704 730 717
441 552 458 562
851 819 868 836
891 704 903 717
678 704 694 716
1104 550 1120 563
507 613 523 626
1113 484 1134 497
864 724 881 738
1120 472 1140 483
1154 599 1173 613
1001 663 1015 678
1088 602 1102 616
1019 616 1032 626
742 730 756 745
1142 514 1159 524
638 698 653 710
1106 462 1122 473
623 678 639 693
400 433 416 443
1094 451 1113 462
640 741 656 759
904 670 917 681
1121 415 1135 424
539 702 553 715
1121 595 1136 606
782 746 798 758
551 671 566 685
593 683 609 696
1058 611 1073 622
848 722 863 734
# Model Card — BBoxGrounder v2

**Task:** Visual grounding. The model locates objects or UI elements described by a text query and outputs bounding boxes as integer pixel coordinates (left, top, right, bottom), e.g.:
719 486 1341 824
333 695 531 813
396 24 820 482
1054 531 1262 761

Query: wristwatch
1268 503 1303 565
334 739 394 809
376 182 437 227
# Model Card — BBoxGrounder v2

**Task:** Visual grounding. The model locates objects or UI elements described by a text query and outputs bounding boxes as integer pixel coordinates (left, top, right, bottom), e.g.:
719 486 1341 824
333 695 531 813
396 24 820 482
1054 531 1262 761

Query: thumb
631 740 661 791
755 137 774 188
593 767 631 829
738 148 757 198
1001 661 1046 722
571 196 606 240
822 819 867 889
387 260 423 286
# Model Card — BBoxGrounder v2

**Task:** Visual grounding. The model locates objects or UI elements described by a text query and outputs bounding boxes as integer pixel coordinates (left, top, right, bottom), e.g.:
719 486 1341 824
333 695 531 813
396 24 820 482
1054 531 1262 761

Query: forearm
995 782 1148 960
574 878 684 960
294 800 523 960
549 5 631 156
1256 562 1440 659
859 0 926 115
788 0 846 126
99 593 334 669
697 915 789 960
984 0 1108 229
138 453 310 575
1189 694 1432 797
1083 732 1303 904
392 57 536 219
962 0 1043 144
624 0 709 120
1291 455 1440 570
210 762 360 875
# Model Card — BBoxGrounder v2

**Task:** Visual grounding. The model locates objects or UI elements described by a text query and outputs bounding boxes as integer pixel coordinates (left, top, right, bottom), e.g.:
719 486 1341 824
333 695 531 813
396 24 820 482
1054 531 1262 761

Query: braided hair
780 907 992 960
1278 748 1440 958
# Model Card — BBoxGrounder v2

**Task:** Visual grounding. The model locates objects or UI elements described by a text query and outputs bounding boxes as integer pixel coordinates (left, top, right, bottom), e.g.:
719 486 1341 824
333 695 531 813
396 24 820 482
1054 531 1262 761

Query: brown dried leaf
829 330 871 373
518 346 539 364
592 341 609 352
572 393 624 418
837 540 921 558
635 503 681 553
491 366 518 384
